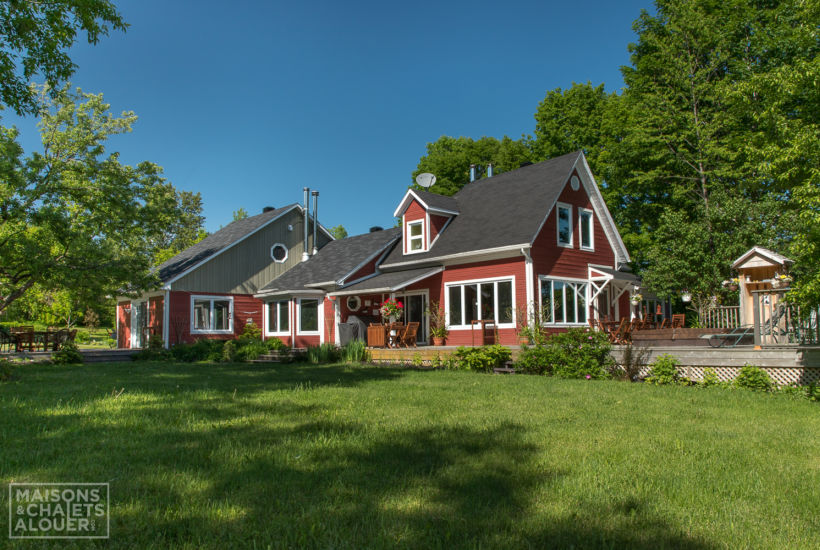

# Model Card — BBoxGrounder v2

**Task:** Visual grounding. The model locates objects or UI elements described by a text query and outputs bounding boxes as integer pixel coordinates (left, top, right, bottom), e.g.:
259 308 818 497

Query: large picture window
540 278 587 325
298 298 319 333
446 279 514 327
266 300 289 334
192 296 233 333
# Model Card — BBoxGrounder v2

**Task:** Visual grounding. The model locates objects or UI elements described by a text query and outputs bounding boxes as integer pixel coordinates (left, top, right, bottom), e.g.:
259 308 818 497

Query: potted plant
426 301 448 346
681 290 692 303
722 277 739 292
630 293 643 306
771 273 792 289
379 298 404 323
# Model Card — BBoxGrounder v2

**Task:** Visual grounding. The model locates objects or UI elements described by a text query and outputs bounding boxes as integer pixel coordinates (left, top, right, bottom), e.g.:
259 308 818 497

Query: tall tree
0 85 194 314
150 190 207 265
329 225 348 240
0 0 126 115
411 136 531 196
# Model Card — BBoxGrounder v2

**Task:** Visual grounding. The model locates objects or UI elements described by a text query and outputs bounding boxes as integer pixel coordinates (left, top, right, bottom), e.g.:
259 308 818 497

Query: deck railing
702 306 741 329
752 290 820 346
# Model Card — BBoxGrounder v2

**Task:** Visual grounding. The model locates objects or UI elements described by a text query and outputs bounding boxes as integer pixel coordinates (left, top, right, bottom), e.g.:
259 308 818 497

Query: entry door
132 301 148 348
400 294 428 344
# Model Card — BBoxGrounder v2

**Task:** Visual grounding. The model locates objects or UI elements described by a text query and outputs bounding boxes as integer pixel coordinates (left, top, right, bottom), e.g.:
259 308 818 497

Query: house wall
167 290 264 345
429 214 450 244
117 301 131 349
346 253 384 284
148 296 164 340
171 209 332 294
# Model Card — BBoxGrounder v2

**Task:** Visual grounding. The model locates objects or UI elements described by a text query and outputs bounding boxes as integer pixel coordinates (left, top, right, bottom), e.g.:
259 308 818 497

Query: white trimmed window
271 243 288 263
540 278 587 325
406 219 424 253
557 203 573 247
266 300 289 335
578 208 594 251
446 278 514 328
191 296 233 333
297 298 320 334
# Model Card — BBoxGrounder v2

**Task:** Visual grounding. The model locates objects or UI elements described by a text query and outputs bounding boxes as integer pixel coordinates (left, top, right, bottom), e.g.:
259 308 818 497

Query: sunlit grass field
1 361 818 549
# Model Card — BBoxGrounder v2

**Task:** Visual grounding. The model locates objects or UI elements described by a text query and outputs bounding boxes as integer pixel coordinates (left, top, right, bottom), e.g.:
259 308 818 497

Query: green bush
0 359 14 381
74 331 91 344
52 342 83 364
169 339 224 362
734 365 772 392
452 345 511 372
306 343 339 364
515 345 553 375
699 367 722 387
221 340 237 362
239 321 262 343
341 340 369 363
236 340 268 362
266 337 288 351
535 328 612 379
645 354 683 385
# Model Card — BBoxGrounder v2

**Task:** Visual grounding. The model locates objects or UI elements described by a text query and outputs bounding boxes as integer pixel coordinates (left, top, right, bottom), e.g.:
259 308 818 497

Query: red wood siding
403 200 426 254
429 214 450 244
117 302 131 349
346 254 381 283
167 291 264 345
148 296 163 340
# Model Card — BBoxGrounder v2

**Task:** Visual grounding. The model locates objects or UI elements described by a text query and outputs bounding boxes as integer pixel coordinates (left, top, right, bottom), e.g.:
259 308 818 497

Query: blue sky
4 0 652 236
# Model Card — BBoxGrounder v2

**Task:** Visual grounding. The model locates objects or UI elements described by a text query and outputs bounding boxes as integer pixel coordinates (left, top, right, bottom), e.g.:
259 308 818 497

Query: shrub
452 345 511 372
169 339 224 362
75 331 91 344
645 354 683 385
221 340 237 362
266 337 288 351
610 343 649 382
515 345 553 375
52 342 83 364
0 359 14 381
538 328 613 379
306 343 339 364
734 365 772 392
236 340 268 362
239 321 262 343
699 367 721 387
341 340 369 363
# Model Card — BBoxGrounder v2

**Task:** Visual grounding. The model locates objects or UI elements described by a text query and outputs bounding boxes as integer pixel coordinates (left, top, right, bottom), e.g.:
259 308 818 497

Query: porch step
251 348 306 363
79 349 138 363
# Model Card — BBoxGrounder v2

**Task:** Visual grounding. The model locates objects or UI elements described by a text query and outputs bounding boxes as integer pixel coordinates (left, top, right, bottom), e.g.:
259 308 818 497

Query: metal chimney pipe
302 187 310 262
469 164 476 182
311 190 319 255
487 163 494 177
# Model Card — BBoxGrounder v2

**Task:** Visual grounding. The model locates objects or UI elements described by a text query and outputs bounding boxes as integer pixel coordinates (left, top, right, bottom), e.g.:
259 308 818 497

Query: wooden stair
250 348 306 363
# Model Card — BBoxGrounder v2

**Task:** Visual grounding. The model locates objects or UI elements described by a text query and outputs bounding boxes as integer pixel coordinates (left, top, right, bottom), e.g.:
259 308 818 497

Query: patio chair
398 322 419 347
671 314 685 328
0 326 16 353
609 319 628 344
11 326 34 352
701 326 753 348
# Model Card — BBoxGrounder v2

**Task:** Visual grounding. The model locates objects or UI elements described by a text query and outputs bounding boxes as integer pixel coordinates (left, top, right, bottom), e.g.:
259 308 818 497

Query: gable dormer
393 189 459 255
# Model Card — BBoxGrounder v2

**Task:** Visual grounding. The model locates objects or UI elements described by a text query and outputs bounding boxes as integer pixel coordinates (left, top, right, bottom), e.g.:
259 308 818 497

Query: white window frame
538 276 589 326
404 217 426 254
265 300 290 336
271 243 289 263
556 202 573 248
190 295 234 334
578 208 594 251
296 297 321 335
444 276 516 329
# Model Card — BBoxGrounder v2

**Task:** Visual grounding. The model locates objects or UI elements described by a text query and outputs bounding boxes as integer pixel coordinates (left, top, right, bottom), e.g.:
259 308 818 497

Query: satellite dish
415 173 436 188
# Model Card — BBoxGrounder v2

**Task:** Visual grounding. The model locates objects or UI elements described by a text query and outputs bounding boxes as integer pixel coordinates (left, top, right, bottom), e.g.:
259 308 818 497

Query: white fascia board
427 207 459 216
253 288 325 299
393 189 423 218
380 244 527 270
164 204 302 287
329 266 444 297
731 246 792 269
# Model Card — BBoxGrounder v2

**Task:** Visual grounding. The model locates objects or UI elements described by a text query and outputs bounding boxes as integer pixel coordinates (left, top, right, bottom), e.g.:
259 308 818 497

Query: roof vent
369 226 383 233
262 206 275 213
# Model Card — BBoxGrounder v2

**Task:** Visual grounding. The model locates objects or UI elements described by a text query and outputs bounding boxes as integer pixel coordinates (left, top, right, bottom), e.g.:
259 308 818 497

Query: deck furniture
701 326 754 348
470 320 496 346
0 326 16 353
11 326 34 352
366 324 387 348
671 314 685 328
397 322 419 347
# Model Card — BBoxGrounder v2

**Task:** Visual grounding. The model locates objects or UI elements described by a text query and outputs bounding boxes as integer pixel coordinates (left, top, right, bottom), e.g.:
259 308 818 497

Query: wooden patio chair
398 322 419 347
11 326 34 352
606 319 626 344
0 326 16 353
671 314 685 328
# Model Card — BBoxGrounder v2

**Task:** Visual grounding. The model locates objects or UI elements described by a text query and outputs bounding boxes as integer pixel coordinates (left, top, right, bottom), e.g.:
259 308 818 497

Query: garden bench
700 326 753 348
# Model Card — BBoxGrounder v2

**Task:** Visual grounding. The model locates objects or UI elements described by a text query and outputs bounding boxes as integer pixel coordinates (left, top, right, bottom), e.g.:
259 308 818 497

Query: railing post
753 293 761 348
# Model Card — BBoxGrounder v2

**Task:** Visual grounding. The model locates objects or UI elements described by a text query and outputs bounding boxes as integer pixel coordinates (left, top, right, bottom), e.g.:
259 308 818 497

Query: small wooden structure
732 247 793 329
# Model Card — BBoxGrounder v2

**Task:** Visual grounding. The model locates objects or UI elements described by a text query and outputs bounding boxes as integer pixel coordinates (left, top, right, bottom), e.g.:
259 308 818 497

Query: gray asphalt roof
412 189 460 213
590 266 640 283
330 266 443 295
381 151 582 267
156 204 299 283
256 227 401 294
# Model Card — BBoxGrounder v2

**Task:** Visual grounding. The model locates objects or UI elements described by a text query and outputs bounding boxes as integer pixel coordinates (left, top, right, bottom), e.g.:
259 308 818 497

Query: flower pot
681 292 692 303
432 336 445 346
771 279 782 289
728 284 738 291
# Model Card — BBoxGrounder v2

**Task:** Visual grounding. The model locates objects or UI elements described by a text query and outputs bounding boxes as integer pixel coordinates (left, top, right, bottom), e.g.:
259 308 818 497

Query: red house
116 198 333 349
254 151 635 347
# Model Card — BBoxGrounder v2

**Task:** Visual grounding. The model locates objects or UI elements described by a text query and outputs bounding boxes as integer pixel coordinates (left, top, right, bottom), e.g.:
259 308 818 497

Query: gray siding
171 210 332 294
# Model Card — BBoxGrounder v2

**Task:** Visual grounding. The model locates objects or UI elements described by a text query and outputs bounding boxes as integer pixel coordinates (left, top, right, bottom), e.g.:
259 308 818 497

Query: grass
1 361 818 549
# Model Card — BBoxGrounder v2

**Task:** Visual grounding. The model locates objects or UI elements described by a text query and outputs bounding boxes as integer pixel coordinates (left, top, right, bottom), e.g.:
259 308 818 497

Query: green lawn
1 362 818 549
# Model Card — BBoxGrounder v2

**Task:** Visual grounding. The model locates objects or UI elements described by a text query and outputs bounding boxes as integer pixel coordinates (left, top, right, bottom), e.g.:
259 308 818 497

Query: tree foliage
0 85 197 315
0 0 127 115
329 224 348 240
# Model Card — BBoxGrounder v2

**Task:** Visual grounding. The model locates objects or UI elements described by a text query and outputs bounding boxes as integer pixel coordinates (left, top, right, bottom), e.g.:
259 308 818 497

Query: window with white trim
540 278 587 324
557 203 572 247
407 220 424 252
298 298 319 334
271 243 288 263
446 279 514 327
579 208 594 251
266 300 289 335
191 296 233 333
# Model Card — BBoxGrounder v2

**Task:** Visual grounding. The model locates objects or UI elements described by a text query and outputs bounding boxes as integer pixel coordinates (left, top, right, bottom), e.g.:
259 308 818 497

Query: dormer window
407 220 425 253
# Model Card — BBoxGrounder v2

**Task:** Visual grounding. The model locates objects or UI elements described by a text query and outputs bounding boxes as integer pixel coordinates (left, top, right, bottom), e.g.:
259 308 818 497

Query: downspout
302 187 310 262
521 247 535 325
311 190 319 255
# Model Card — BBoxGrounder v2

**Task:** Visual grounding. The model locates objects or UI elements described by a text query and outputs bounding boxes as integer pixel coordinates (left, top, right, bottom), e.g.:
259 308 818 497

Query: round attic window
570 175 580 191
346 296 361 312
271 244 288 263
